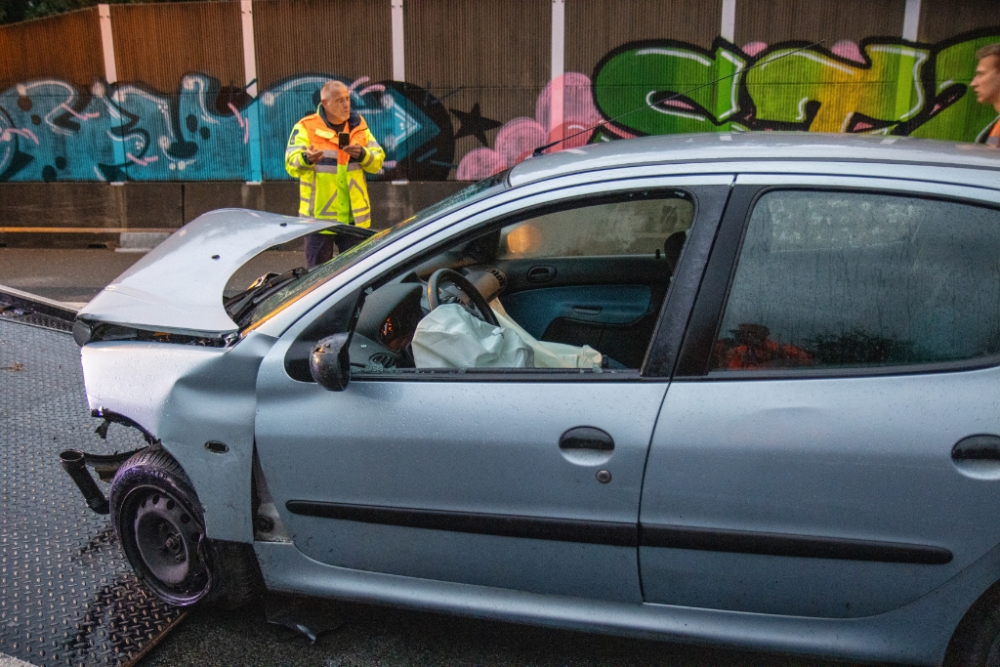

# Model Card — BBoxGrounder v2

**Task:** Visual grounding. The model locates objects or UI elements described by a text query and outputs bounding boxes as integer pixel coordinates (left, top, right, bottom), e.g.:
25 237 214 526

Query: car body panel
78 209 335 334
81 331 276 541
255 354 664 599
254 536 1000 666
642 368 1000 617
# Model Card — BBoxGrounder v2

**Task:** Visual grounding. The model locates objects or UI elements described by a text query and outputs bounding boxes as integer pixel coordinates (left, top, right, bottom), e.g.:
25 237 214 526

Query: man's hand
304 145 324 164
343 144 363 159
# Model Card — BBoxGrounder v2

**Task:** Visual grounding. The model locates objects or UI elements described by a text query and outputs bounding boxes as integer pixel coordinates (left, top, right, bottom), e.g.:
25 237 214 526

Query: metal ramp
0 307 186 666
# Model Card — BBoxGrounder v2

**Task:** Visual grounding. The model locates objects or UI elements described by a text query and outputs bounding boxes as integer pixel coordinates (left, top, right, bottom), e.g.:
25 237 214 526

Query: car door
253 175 732 602
640 174 1000 618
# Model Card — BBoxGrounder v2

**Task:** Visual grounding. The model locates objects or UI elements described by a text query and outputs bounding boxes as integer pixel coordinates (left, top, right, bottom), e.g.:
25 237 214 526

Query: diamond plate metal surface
0 319 186 667
0 307 73 334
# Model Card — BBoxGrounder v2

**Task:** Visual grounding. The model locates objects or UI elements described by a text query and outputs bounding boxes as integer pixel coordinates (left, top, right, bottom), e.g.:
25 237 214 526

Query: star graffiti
449 103 502 147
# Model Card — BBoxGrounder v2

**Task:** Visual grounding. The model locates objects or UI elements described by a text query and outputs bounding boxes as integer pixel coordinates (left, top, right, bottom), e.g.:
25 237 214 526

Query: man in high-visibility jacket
285 80 385 266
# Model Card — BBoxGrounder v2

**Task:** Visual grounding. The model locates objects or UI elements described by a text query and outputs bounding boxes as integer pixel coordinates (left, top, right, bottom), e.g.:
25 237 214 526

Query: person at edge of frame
285 80 386 267
971 43 1000 146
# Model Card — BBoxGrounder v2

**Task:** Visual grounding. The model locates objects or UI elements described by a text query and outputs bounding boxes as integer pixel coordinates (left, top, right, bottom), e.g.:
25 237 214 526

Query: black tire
109 448 262 609
945 582 1000 667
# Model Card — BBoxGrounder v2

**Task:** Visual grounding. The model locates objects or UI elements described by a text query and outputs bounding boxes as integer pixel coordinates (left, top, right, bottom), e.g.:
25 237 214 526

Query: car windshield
246 169 510 328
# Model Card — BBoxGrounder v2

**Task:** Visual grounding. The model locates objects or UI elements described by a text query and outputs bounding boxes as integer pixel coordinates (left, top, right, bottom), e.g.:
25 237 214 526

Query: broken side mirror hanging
310 333 351 391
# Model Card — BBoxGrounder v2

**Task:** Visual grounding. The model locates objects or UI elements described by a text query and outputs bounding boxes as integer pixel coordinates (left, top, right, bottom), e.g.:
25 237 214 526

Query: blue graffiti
256 74 439 181
0 73 447 182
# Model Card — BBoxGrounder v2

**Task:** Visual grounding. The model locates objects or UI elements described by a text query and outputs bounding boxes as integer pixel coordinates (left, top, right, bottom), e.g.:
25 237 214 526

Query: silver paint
78 209 334 334
73 137 1000 663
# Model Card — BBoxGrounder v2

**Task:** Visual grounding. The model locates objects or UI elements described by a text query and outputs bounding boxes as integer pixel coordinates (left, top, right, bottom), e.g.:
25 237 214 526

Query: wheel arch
110 447 264 608
944 572 1000 666
152 331 278 543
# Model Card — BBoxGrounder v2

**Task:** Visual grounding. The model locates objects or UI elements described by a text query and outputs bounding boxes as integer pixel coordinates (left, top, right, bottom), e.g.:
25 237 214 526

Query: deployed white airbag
412 304 533 368
411 301 603 369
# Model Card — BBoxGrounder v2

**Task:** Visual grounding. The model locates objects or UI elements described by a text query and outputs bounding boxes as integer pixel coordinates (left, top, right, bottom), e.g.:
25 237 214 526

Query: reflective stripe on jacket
284 107 385 227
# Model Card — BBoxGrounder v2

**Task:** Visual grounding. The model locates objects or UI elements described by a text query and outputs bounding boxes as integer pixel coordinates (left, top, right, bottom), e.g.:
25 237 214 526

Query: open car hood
78 209 340 335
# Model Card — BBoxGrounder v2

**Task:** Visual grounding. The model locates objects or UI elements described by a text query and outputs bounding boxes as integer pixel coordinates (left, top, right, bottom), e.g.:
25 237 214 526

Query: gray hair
320 80 348 101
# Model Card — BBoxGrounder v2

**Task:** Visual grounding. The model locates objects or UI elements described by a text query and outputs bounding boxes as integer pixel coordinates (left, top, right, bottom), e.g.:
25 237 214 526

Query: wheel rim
121 485 210 605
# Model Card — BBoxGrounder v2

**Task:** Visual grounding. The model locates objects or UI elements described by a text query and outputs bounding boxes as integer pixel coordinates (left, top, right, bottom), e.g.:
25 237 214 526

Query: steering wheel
426 268 499 327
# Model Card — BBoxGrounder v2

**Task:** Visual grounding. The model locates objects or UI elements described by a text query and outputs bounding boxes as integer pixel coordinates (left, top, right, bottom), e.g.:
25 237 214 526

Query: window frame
331 181 731 383
675 181 1000 380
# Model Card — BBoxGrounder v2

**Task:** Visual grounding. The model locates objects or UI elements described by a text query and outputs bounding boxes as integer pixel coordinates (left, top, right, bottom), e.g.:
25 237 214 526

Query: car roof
507 132 1000 186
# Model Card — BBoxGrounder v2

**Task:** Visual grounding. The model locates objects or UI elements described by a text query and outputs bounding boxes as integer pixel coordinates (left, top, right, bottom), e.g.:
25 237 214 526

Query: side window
711 190 1000 372
350 191 695 375
499 197 694 259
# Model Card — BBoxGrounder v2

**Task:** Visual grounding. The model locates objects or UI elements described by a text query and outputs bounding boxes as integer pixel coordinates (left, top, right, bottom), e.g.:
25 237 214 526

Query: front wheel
110 448 260 608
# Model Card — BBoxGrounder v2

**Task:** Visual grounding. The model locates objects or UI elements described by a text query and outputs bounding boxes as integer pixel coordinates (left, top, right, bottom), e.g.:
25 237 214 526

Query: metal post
98 4 116 84
98 4 127 182
894 0 922 129
720 0 736 42
390 0 408 184
241 0 262 184
902 0 921 41
718 0 738 132
550 0 565 147
391 0 405 83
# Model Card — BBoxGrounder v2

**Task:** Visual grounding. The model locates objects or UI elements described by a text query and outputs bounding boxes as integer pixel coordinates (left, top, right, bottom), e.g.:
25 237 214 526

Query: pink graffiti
126 152 159 166
831 40 865 64
59 103 100 121
228 103 250 145
742 42 768 57
358 84 386 96
0 127 39 144
457 72 606 181
744 40 865 64
659 99 697 110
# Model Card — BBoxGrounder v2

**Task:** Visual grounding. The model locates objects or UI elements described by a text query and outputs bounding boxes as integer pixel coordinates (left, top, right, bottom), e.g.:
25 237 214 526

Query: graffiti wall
1 30 999 183
0 74 456 182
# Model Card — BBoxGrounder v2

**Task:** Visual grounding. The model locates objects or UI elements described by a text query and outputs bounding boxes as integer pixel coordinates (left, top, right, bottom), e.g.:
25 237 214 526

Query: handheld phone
338 132 350 149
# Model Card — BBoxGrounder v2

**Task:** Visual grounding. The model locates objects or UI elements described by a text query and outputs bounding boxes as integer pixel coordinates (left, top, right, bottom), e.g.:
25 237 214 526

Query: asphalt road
0 247 861 667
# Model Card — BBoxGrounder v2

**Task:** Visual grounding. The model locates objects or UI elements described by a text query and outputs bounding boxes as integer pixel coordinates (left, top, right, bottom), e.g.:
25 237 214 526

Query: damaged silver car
65 133 1000 666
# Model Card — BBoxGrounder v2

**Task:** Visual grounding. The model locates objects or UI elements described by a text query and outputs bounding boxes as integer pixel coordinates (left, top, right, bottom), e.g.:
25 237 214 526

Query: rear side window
711 190 1000 372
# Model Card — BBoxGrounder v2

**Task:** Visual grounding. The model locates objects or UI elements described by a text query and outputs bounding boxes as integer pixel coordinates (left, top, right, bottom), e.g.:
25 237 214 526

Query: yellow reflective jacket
284 107 385 227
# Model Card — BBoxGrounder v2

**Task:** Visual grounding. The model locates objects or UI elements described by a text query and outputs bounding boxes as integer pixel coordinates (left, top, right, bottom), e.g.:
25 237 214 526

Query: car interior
710 190 1000 371
341 192 695 375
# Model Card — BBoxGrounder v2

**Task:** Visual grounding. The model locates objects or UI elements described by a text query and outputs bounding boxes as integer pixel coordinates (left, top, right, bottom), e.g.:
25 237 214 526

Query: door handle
560 427 614 451
527 266 557 284
952 434 1000 461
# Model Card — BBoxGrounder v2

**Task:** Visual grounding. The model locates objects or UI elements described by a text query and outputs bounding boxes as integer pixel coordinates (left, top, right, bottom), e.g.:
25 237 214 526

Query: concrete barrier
0 181 468 248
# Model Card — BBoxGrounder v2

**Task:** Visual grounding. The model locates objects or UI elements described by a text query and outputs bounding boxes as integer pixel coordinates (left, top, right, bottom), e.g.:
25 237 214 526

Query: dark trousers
304 232 364 268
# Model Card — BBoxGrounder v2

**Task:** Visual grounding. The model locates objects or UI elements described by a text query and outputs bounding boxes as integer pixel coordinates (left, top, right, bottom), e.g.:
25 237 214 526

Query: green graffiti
747 44 927 132
593 41 746 136
593 32 1000 142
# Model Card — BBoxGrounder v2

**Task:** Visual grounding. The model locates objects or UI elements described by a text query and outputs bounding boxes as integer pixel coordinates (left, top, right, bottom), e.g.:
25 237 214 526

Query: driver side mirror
310 333 351 391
